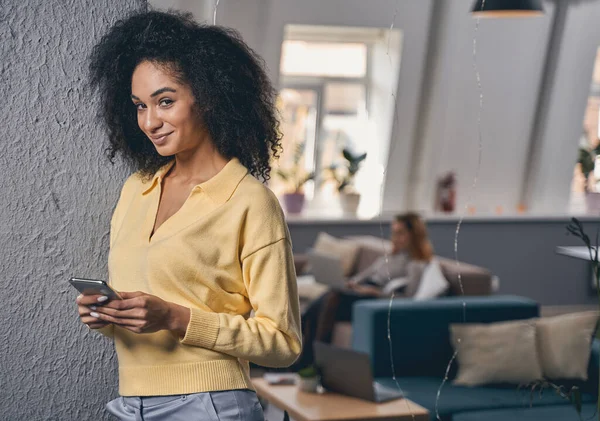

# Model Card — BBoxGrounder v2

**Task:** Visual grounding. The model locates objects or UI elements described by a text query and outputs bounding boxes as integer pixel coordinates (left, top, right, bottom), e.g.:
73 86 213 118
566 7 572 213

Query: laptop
313 341 406 403
306 249 347 289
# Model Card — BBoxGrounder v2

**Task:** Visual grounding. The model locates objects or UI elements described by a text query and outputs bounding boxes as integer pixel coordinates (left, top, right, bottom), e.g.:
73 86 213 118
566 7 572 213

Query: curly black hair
88 10 282 182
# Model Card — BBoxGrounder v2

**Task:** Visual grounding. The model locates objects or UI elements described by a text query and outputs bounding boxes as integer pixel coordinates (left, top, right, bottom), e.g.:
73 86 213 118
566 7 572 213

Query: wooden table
253 378 429 421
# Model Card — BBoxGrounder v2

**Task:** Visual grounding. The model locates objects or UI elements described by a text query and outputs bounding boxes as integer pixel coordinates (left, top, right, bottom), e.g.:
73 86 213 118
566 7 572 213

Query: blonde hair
395 212 434 262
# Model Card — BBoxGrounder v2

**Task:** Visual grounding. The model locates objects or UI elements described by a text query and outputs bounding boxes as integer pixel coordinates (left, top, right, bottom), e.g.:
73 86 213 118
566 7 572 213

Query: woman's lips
151 132 172 145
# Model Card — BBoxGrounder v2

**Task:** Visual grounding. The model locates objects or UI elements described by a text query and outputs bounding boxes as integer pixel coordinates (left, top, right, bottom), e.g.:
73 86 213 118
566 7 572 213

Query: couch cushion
453 403 597 421
450 319 543 386
376 377 596 421
345 235 391 275
536 311 599 381
352 296 540 378
437 257 493 296
313 232 361 276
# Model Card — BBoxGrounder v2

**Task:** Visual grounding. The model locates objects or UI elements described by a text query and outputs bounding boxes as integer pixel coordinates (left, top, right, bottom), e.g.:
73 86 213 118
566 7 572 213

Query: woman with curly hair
76 9 301 420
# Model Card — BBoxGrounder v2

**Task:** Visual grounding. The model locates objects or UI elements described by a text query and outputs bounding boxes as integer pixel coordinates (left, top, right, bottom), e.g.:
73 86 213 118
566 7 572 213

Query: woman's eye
135 103 145 110
160 99 173 107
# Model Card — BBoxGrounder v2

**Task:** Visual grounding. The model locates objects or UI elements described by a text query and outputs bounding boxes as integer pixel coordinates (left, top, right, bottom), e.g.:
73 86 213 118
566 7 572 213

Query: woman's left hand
90 291 189 336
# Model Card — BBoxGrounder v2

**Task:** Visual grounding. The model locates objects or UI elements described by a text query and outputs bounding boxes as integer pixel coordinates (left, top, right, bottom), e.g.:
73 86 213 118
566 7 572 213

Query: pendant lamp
471 0 544 17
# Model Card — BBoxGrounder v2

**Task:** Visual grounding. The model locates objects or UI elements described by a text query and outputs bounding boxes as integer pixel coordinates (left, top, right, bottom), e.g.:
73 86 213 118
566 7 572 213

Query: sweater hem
118 359 253 396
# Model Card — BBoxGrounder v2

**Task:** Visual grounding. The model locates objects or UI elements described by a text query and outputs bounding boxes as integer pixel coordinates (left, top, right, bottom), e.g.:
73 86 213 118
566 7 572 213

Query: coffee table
252 378 429 421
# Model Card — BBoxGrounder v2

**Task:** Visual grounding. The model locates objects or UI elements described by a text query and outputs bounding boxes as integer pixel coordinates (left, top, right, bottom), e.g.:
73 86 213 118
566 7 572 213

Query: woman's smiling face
130 60 206 156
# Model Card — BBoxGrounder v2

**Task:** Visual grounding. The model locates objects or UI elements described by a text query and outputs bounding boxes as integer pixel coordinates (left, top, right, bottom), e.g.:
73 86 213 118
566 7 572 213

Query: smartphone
69 277 123 301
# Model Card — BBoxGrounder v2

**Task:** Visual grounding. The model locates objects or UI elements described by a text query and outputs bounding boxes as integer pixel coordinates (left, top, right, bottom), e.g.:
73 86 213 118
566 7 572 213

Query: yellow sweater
98 158 301 396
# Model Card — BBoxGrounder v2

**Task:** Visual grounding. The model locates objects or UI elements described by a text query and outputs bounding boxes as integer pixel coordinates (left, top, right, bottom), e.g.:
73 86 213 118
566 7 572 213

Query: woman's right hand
76 294 112 330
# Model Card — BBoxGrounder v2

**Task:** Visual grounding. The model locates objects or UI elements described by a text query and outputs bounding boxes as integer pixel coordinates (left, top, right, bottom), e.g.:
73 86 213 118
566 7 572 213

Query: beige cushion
436 257 493 296
344 235 391 275
313 232 360 276
536 311 599 380
450 319 543 386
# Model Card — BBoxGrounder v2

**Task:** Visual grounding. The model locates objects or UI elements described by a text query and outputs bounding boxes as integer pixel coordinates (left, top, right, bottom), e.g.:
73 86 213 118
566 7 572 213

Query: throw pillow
536 311 599 380
313 232 360 276
413 259 449 300
450 319 543 386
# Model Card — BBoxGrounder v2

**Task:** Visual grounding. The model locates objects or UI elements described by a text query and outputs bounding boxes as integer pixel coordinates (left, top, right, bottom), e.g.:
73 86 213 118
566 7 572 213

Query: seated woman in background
347 212 433 297
292 212 434 370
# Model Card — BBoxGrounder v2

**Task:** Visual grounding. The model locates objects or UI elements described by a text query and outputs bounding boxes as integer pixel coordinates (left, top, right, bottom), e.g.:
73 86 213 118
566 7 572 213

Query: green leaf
342 148 367 165
298 365 319 378
341 148 352 161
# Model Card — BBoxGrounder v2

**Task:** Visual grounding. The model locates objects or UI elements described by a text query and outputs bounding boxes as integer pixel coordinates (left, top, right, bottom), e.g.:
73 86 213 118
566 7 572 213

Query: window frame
279 41 373 189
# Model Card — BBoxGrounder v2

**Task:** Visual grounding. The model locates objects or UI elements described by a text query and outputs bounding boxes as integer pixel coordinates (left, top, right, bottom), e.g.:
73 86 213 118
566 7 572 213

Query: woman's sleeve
349 257 381 284
179 237 302 368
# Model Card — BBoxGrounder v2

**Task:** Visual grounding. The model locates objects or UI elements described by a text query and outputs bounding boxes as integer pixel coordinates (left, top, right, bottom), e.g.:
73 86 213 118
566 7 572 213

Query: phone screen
69 277 122 300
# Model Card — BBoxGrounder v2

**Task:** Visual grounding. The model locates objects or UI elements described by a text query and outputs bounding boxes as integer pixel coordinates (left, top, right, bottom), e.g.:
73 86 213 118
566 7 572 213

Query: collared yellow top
98 158 301 396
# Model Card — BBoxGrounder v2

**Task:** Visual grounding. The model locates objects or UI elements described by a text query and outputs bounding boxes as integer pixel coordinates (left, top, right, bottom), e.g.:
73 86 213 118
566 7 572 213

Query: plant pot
586 192 600 214
340 192 361 215
297 376 319 393
283 192 305 214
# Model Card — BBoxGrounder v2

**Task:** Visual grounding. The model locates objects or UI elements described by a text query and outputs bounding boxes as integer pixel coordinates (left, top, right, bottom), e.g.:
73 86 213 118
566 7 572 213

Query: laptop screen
313 341 376 401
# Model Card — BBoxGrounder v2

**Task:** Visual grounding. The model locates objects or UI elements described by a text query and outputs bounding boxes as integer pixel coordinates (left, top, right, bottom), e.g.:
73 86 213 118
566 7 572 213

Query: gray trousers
106 389 264 421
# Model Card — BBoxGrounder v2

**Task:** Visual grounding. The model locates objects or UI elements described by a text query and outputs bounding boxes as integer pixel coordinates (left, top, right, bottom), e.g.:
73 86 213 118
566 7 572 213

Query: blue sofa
352 296 599 421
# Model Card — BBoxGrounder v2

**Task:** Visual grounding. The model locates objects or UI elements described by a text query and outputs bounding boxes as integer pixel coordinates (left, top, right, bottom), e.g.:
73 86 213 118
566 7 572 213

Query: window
272 25 402 218
272 88 319 199
570 47 600 213
280 41 367 78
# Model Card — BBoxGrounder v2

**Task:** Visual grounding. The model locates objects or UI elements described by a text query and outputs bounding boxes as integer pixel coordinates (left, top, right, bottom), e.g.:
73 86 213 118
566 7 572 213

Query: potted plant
275 143 315 214
325 148 367 215
296 365 320 393
578 145 600 213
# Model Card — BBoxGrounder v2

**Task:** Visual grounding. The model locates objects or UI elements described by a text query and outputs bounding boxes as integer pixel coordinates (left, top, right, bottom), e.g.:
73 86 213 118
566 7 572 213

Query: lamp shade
471 0 544 17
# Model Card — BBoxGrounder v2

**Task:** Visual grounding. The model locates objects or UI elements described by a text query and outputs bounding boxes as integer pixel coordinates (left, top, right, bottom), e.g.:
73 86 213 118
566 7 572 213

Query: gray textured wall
288 217 600 306
1 1 145 419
